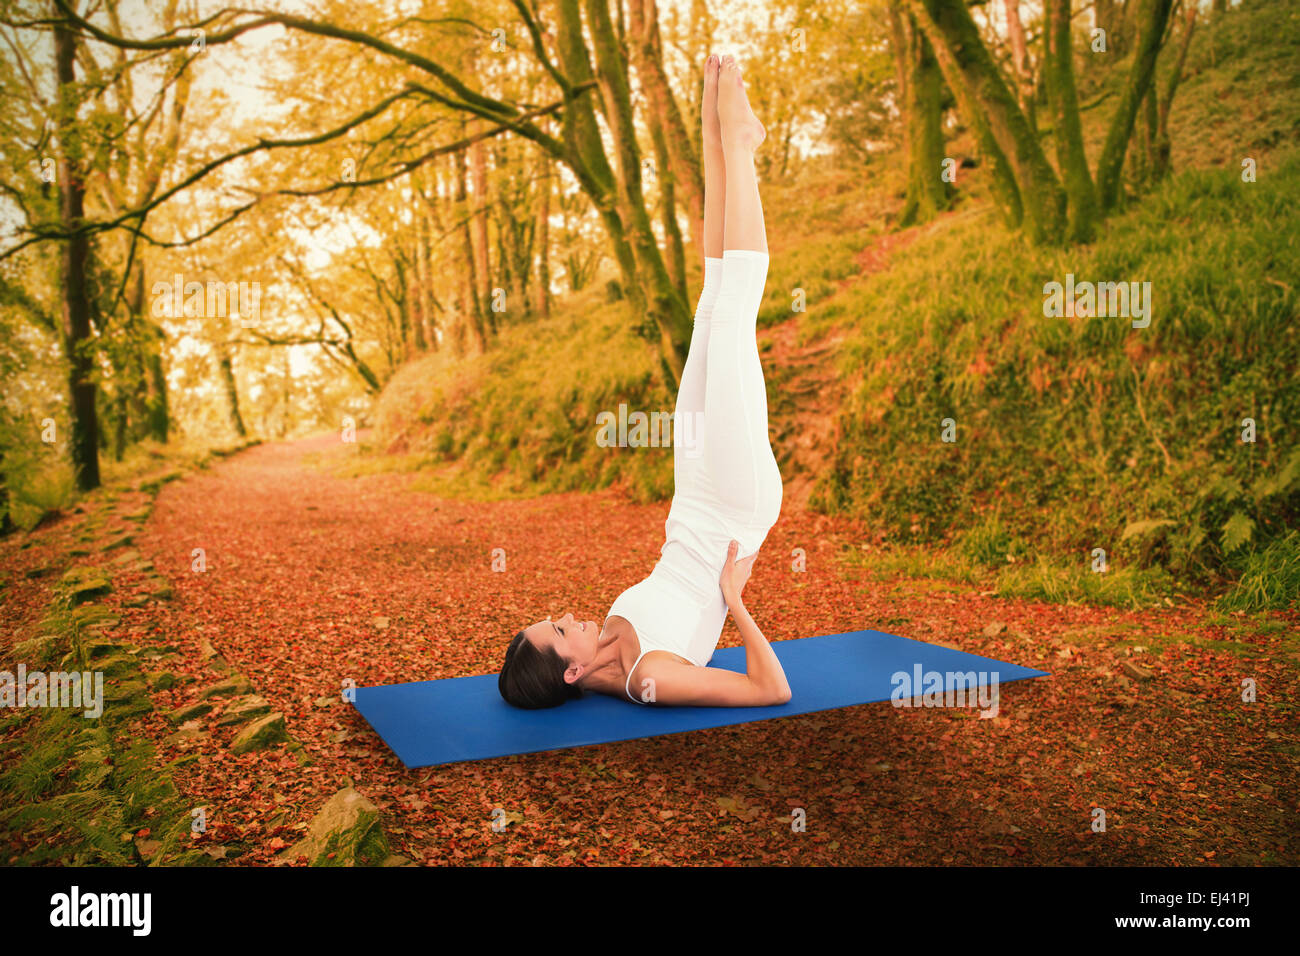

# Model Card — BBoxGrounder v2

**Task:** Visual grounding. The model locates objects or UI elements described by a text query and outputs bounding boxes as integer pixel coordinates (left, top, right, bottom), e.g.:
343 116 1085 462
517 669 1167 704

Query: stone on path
1121 661 1154 682
230 713 288 754
277 787 392 867
198 674 254 699
217 695 272 727
60 566 112 605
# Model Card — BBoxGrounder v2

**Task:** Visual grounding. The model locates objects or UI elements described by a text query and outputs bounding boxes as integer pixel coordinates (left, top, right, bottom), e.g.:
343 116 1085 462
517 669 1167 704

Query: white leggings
607 250 783 672
672 250 783 553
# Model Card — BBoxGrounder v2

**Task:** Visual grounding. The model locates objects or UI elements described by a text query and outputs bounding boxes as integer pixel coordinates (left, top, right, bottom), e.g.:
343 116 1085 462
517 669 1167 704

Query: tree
903 0 1178 243
889 0 953 227
1095 0 1176 210
1046 0 1098 242
38 0 696 383
52 8 99 489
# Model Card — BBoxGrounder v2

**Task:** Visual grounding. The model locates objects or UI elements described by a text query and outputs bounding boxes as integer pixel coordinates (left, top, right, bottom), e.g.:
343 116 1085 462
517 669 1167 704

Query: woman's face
524 612 602 682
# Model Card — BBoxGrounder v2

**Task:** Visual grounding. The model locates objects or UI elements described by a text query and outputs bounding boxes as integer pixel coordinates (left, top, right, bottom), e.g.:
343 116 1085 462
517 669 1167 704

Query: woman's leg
674 55 725 496
700 57 781 527
719 56 767 255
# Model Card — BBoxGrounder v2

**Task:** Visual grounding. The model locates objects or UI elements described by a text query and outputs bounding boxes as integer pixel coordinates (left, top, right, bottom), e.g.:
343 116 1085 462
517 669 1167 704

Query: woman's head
498 613 600 709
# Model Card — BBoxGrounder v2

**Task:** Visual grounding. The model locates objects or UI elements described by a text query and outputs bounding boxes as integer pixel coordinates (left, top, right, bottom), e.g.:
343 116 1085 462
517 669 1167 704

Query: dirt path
5 435 1296 865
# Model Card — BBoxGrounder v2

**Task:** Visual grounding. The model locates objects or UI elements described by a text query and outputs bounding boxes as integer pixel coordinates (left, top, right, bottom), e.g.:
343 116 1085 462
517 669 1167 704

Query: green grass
812 149 1300 602
0 605 196 866
1217 529 1300 611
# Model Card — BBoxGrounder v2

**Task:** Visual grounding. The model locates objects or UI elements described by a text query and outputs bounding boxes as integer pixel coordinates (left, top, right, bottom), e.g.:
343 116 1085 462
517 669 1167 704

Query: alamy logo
595 404 703 457
891 665 1000 717
49 886 151 936
151 273 261 327
1 665 103 718
1043 273 1152 328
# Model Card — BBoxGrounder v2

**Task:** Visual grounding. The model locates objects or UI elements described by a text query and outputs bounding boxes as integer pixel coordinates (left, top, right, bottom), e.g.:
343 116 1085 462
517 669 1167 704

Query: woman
499 55 790 709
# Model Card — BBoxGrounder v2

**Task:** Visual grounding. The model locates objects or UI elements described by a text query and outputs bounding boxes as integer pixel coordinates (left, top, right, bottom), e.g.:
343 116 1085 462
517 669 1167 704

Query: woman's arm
726 597 792 703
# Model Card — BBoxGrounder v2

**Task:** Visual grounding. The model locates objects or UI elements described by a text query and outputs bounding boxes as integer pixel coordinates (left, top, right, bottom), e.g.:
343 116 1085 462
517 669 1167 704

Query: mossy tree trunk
217 346 247 439
54 12 101 491
534 131 552 321
1152 2 1198 183
576 0 689 384
626 0 704 259
1047 0 1099 243
912 0 1066 243
906 0 1032 233
552 0 657 345
1003 0 1037 129
891 0 953 228
1096 0 1176 211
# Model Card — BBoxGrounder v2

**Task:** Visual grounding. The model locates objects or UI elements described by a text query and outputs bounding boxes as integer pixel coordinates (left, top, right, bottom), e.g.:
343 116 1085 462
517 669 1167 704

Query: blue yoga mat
353 629 1049 768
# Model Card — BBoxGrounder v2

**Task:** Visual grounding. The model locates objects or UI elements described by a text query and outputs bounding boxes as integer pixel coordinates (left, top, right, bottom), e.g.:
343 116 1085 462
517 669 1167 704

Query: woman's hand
719 540 757 608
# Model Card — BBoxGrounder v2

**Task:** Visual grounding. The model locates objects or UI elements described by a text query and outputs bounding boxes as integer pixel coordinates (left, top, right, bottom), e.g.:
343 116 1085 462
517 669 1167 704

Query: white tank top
606 494 764 705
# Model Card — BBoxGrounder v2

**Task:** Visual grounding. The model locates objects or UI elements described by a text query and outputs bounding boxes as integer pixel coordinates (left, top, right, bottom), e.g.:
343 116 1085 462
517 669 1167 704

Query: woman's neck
580 618 636 698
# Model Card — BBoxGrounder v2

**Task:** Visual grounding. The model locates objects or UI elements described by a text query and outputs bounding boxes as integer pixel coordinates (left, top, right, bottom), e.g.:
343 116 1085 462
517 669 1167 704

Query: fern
1250 447 1300 502
1220 510 1255 554
1121 518 1177 541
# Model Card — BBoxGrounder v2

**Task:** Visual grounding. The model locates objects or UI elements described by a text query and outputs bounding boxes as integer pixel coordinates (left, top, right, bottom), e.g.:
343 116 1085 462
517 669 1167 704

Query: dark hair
498 629 585 709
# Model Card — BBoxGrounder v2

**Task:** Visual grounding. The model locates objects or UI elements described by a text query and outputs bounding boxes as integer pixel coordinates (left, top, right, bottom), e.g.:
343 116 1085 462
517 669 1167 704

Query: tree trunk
453 136 488 353
1095 0 1128 57
580 0 689 383
409 231 428 352
1003 0 1037 128
124 263 170 443
1152 2 1197 183
146 345 169 442
113 393 128 462
53 13 100 490
1047 0 1099 242
0 452 13 536
912 0 1065 243
625 0 704 255
892 1 952 227
1134 79 1156 185
650 112 687 297
418 208 438 349
904 0 1024 230
217 345 247 438
1096 0 1175 211
535 139 552 320
470 124 495 335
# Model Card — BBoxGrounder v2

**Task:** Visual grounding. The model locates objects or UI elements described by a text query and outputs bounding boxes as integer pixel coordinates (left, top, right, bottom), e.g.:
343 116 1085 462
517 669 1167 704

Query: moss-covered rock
167 701 214 724
145 578 173 600
216 695 271 727
102 531 135 551
12 635 60 667
71 604 118 631
198 675 254 699
102 679 153 723
230 712 288 754
148 671 183 690
138 470 183 494
83 638 127 661
60 567 111 605
277 787 391 866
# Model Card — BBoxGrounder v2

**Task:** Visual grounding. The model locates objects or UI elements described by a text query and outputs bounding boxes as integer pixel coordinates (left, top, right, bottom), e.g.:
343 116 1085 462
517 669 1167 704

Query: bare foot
716 55 766 152
702 54 722 149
